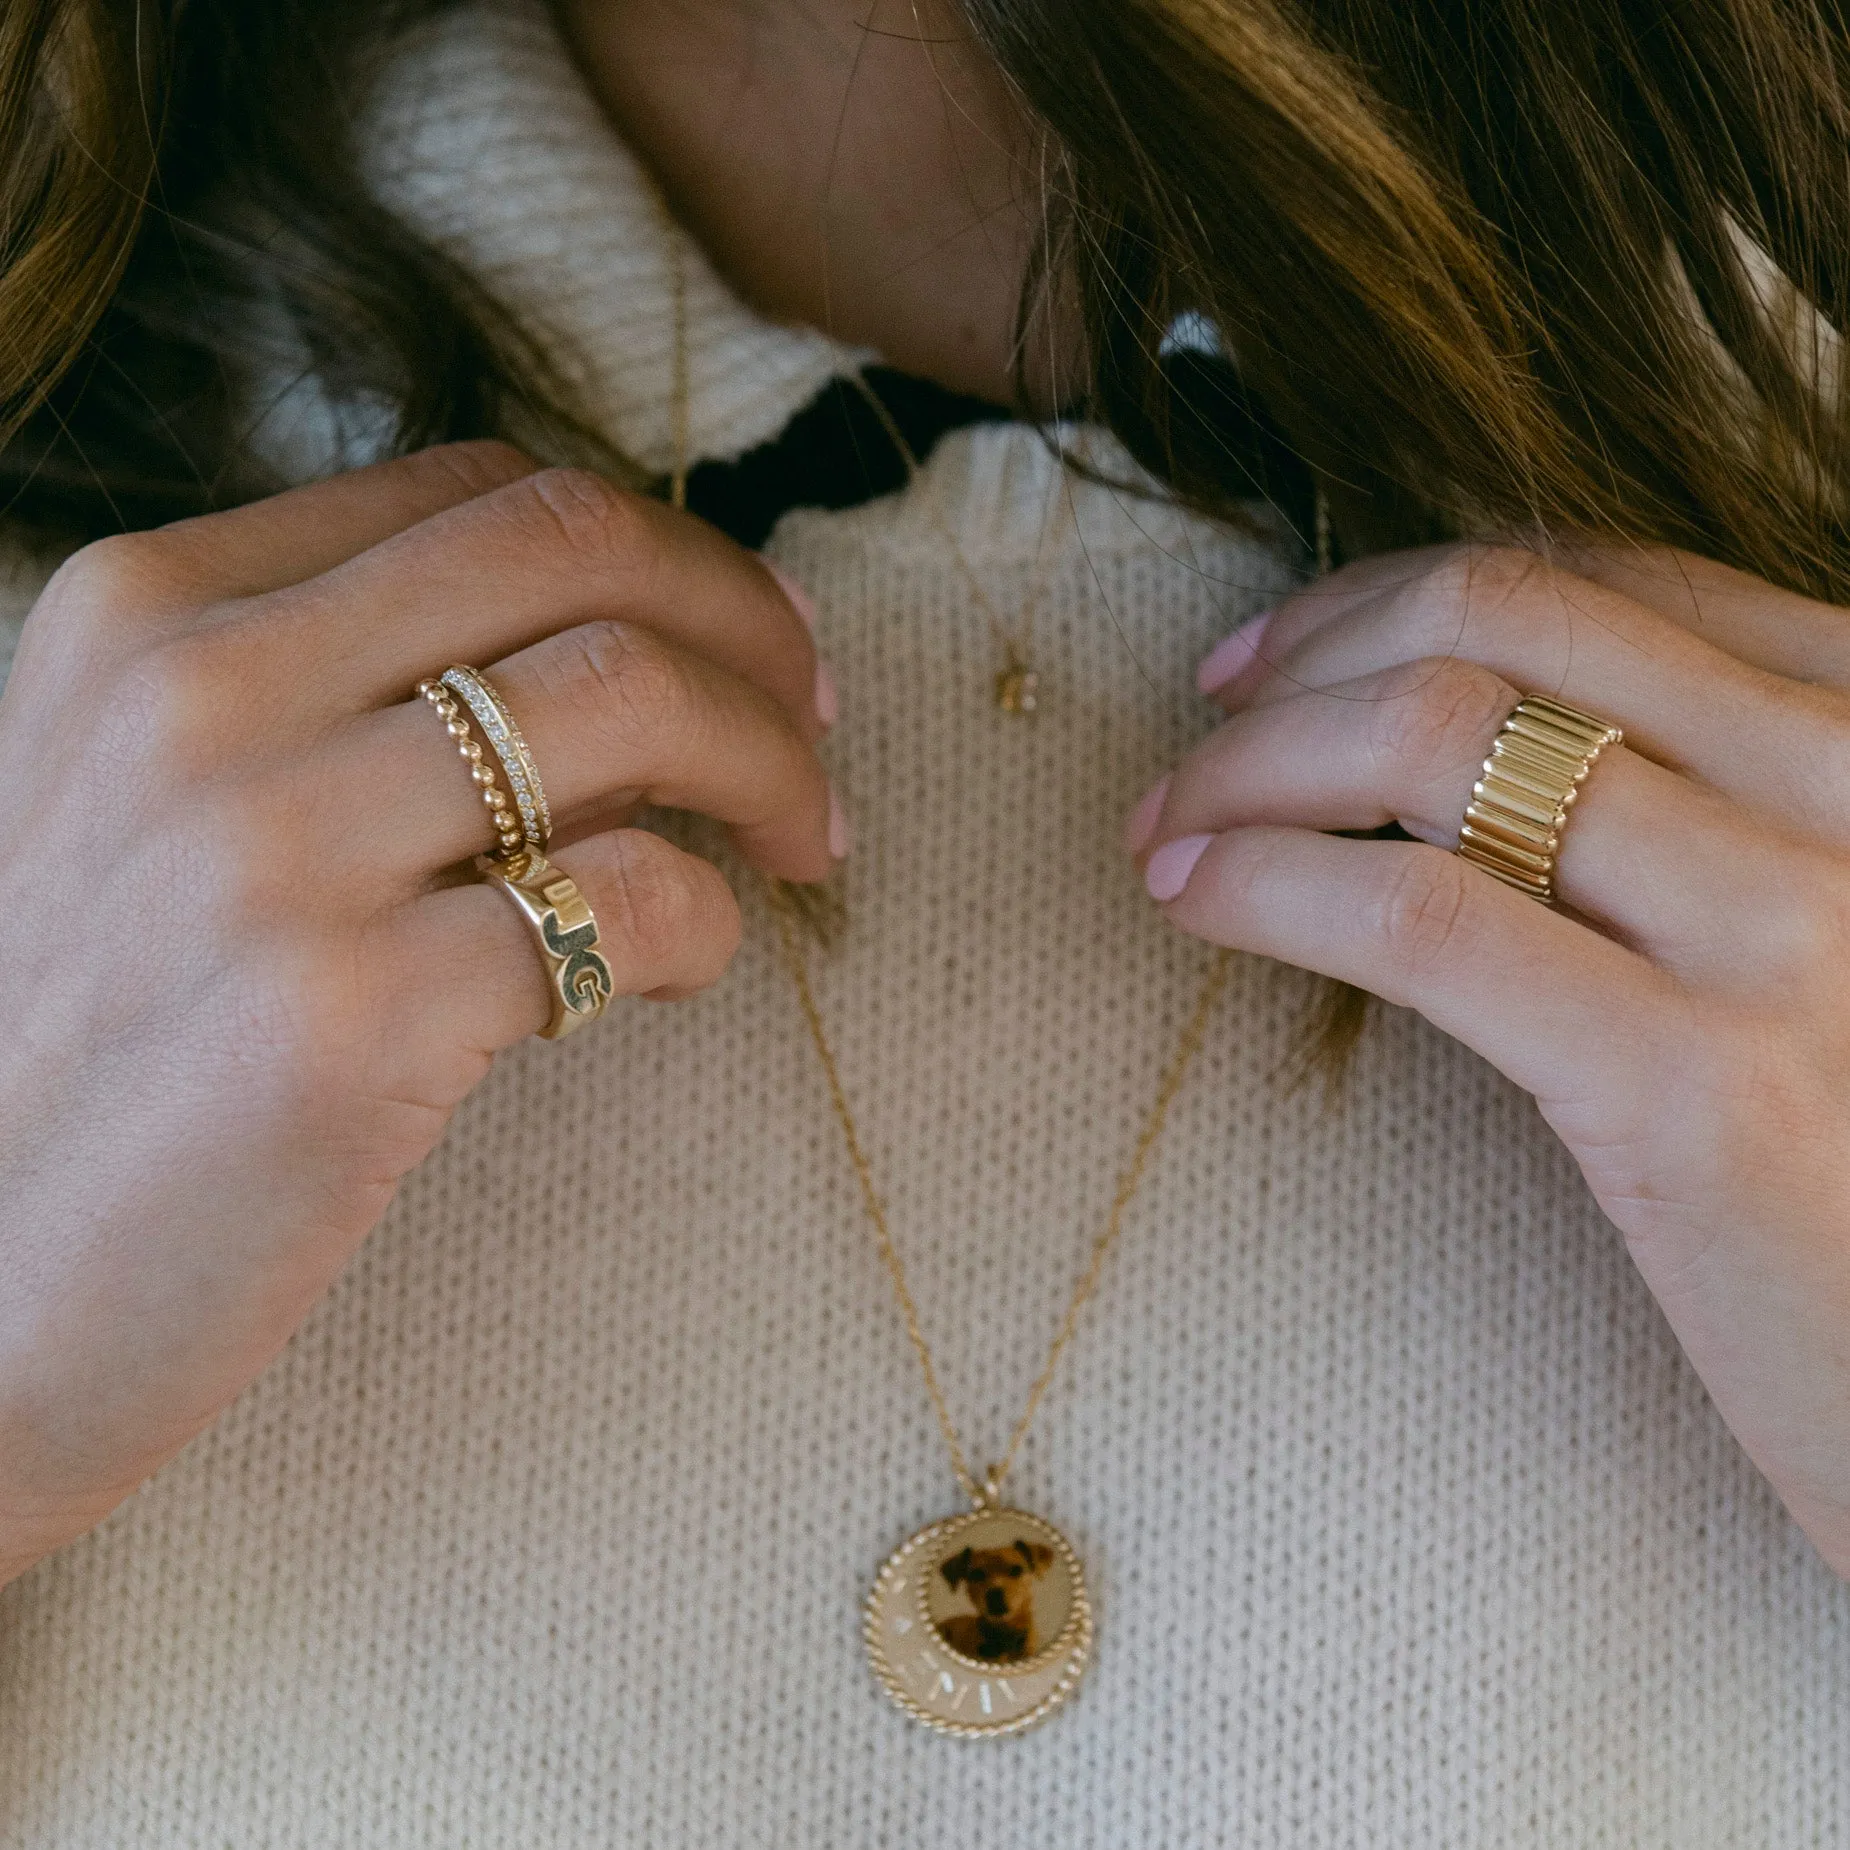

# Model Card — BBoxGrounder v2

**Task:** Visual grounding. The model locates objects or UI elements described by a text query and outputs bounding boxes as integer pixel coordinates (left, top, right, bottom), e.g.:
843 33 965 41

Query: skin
0 447 836 1580
0 1 1847 1586
550 0 1068 406
1132 545 1850 1576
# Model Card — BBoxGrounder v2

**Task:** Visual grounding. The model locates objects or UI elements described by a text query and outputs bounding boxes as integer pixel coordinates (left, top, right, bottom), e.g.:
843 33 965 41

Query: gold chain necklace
666 230 1232 1733
771 895 1231 1735
771 896 1230 1511
844 370 1055 714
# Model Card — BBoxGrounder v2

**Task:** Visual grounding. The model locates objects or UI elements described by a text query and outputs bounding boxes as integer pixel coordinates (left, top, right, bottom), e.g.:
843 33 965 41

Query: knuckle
595 830 739 980
680 873 744 986
1373 658 1516 782
38 532 197 635
103 627 255 779
410 438 535 499
1185 825 1286 923
519 467 656 578
1392 542 1547 647
1430 541 1547 610
1373 845 1476 983
550 618 691 744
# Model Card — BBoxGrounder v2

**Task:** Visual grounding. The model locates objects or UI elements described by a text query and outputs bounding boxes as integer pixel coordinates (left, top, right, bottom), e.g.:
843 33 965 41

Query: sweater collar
360 0 872 473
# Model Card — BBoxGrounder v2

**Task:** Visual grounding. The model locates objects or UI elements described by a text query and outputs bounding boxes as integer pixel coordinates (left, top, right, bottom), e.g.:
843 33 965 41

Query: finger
1546 540 1850 689
251 468 822 736
1147 825 1681 1112
1211 545 1850 842
1198 544 1469 705
379 827 744 1053
160 443 543 600
1146 658 1840 985
19 442 545 646
338 616 836 883
1202 539 1850 705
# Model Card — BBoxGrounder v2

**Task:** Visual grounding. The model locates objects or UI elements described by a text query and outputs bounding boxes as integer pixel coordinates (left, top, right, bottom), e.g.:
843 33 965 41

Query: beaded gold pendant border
864 1507 1092 1737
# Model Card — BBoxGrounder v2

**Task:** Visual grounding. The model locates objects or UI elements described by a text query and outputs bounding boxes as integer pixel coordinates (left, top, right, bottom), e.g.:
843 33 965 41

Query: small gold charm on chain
842 372 1052 718
994 650 1040 716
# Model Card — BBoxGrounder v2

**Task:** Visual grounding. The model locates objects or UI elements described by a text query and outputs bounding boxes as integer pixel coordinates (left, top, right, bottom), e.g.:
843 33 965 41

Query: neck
548 0 1066 408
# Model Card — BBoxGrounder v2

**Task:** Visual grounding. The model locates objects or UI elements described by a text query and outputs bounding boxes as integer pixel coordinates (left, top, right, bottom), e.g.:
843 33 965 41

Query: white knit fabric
2 3 1847 1844
359 1 871 475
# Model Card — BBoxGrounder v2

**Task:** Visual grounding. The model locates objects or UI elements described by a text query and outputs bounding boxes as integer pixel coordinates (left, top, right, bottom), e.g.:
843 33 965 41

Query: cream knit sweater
2 4 1847 1844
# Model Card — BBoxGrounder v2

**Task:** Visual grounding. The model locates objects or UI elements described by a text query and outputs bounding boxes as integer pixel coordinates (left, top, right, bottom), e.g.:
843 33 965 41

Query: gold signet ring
483 853 613 1039
1456 694 1623 905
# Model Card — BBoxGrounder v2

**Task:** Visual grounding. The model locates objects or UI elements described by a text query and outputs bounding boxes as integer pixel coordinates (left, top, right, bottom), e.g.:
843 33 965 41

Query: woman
1 0 1846 1838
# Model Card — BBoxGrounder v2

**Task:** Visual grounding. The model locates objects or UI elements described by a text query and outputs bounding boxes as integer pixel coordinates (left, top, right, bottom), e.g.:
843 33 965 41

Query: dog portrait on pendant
922 1514 1075 1666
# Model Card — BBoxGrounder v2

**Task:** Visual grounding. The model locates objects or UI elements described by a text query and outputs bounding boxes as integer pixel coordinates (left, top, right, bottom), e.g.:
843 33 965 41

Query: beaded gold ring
417 674 526 860
417 665 553 863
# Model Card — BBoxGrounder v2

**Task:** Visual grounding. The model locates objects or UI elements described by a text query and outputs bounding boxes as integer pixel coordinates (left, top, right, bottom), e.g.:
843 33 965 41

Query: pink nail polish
1197 608 1274 696
814 657 839 728
1145 833 1213 902
828 785 853 859
759 556 818 631
1124 774 1171 856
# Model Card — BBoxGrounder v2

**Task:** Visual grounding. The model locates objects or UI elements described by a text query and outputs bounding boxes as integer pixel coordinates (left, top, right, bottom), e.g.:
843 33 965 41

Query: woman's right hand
0 442 838 1585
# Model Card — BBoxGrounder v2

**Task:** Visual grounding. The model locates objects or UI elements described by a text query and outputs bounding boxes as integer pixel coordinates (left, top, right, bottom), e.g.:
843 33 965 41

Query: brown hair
5 0 1849 579
0 0 624 544
966 0 1850 1064
7 0 1849 582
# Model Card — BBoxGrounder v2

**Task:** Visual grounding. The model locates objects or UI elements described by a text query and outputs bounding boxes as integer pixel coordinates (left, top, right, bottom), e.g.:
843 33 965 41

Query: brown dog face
939 1537 1054 1631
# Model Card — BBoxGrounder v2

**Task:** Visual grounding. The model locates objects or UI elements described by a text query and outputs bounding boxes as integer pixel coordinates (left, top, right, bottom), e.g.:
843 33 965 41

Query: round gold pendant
864 1506 1092 1737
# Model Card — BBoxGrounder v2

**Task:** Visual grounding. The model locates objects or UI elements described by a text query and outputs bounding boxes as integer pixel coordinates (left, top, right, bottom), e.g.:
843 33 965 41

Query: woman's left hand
1131 541 1850 1577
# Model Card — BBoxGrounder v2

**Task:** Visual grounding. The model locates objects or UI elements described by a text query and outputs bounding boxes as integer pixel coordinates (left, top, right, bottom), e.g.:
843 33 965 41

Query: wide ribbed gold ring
1456 694 1623 905
417 665 552 864
482 853 613 1039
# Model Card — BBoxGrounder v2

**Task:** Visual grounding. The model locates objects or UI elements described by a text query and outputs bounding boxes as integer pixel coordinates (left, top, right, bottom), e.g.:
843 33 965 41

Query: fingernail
760 556 817 631
1124 774 1171 856
828 784 853 859
1197 608 1274 695
815 657 839 728
1145 833 1212 902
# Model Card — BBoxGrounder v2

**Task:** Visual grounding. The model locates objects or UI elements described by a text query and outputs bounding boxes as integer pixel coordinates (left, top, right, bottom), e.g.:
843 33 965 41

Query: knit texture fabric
2 3 1847 1843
